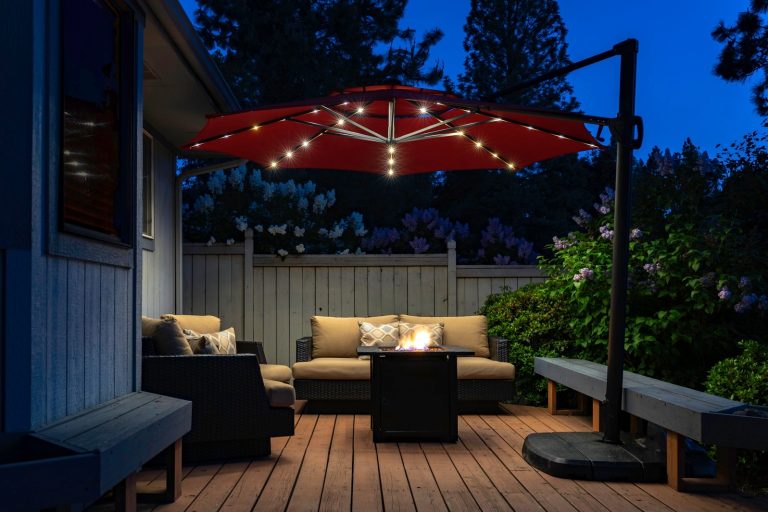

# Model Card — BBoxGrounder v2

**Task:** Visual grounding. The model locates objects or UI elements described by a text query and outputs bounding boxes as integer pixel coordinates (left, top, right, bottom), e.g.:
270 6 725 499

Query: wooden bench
535 357 768 491
33 391 191 510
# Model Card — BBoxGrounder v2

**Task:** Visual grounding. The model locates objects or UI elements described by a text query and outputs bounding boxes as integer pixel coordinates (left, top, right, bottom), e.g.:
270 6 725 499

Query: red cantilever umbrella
183 84 601 174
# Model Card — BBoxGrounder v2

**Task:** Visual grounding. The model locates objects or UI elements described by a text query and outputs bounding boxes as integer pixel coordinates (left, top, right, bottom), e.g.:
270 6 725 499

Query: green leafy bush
706 340 768 495
481 284 574 404
706 340 768 405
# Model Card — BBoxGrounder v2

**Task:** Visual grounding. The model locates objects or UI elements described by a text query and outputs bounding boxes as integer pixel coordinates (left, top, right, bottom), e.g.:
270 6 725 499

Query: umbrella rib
397 117 499 142
290 119 382 142
394 111 475 143
320 105 386 141
475 108 599 147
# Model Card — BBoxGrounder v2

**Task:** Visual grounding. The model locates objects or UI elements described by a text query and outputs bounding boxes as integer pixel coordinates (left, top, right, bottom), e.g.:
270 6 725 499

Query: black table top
357 345 474 356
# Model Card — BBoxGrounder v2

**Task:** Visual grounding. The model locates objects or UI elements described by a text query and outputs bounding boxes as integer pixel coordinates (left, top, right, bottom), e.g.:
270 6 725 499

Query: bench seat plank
34 392 192 497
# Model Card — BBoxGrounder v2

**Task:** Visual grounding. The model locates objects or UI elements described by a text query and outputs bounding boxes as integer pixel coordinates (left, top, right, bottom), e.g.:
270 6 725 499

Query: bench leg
592 399 601 432
166 439 183 502
113 472 137 512
547 380 557 414
666 431 733 492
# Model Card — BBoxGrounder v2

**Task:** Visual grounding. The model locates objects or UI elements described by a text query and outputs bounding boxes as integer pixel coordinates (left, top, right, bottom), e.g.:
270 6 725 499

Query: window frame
47 0 143 268
142 130 155 241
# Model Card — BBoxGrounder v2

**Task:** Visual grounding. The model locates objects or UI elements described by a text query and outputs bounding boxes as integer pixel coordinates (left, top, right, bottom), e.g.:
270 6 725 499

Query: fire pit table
358 345 473 442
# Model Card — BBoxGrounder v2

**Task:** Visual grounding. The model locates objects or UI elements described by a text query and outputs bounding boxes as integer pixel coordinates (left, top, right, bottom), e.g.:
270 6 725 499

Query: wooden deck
108 403 767 512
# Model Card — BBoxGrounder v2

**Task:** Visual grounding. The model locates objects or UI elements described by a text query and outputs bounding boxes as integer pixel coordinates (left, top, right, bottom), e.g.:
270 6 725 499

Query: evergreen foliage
194 0 444 106
713 0 768 115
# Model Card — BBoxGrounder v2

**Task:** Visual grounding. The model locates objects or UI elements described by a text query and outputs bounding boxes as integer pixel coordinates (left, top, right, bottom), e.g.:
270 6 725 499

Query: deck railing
182 229 545 365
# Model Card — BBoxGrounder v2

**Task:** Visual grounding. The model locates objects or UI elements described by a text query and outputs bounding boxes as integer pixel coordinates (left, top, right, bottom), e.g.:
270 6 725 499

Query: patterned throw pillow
184 327 236 354
398 322 444 348
358 321 400 347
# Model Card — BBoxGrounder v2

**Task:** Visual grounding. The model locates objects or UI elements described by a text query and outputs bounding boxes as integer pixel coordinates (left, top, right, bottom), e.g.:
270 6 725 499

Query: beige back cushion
161 314 221 334
311 315 398 358
399 315 489 358
141 316 163 337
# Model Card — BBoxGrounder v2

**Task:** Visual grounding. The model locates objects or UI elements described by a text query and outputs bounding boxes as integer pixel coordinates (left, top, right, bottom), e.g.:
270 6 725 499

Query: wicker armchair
142 339 294 461
293 336 513 405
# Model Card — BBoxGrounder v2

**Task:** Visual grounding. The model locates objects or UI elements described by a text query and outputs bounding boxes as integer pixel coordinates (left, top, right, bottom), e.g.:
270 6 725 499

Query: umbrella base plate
523 431 665 482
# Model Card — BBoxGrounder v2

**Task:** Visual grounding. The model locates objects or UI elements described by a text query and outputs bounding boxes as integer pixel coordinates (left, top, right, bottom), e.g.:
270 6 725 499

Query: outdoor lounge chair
141 316 294 461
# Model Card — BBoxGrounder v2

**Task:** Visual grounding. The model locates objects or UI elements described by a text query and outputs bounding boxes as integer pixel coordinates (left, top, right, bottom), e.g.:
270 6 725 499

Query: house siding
2 0 141 431
142 135 177 317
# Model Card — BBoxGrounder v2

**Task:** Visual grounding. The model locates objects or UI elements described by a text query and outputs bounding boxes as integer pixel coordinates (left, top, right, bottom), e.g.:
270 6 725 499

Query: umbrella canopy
184 84 601 175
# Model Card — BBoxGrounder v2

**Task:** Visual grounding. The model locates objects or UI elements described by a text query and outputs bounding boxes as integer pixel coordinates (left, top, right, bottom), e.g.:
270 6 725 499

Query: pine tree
712 0 768 116
435 0 598 253
194 0 444 106
457 0 578 109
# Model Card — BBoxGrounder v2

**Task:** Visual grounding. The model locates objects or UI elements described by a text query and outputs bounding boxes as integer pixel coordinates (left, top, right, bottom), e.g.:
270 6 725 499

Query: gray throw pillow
153 317 193 355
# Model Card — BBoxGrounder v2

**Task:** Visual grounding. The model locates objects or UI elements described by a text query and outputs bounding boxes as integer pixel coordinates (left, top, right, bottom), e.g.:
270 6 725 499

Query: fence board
367 267 382 316
181 246 545 366
262 267 277 364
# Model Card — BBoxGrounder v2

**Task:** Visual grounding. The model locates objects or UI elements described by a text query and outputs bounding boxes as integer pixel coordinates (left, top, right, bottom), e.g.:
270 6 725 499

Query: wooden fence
183 230 545 365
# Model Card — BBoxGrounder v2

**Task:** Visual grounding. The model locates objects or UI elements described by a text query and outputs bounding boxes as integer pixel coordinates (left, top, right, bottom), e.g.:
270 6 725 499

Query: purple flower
599 225 614 240
643 262 661 274
573 209 592 227
742 293 758 305
718 286 732 301
409 237 429 254
402 212 418 232
738 276 750 290
599 206 611 215
493 254 511 265
630 228 643 240
574 267 594 281
734 302 747 313
517 240 534 262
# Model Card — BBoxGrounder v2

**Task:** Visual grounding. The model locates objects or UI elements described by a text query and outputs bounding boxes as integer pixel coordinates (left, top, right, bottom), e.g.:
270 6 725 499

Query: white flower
254 224 263 233
328 225 344 239
234 215 248 232
354 227 368 237
338 249 350 255
313 194 328 213
194 194 215 213
226 238 235 246
207 170 226 194
294 226 305 237
206 236 216 247
296 244 305 253
277 249 288 257
297 197 309 210
228 165 246 191
268 224 287 235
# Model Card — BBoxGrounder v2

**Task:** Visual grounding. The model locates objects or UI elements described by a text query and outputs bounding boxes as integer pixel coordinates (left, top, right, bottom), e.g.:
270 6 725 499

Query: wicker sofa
141 315 295 461
292 314 515 409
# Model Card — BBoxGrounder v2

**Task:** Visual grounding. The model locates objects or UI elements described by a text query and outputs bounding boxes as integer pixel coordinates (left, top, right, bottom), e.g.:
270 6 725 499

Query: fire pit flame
396 327 434 351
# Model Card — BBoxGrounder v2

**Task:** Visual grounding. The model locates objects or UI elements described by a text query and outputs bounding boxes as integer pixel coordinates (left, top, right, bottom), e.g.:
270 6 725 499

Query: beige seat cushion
263 379 296 408
141 316 163 337
311 315 398 358
400 315 490 358
293 358 371 380
457 357 515 380
261 364 292 383
153 317 193 356
161 314 221 334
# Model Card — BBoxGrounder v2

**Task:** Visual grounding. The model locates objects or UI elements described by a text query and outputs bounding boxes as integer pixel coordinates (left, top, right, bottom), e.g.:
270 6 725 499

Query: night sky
180 0 765 159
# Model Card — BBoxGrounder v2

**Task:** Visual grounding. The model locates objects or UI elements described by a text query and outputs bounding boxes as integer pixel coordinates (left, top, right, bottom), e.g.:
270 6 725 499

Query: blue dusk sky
180 0 765 159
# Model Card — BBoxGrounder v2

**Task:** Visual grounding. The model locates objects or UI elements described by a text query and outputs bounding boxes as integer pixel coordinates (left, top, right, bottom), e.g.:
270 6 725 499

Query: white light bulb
388 158 394 165
357 107 364 114
337 119 345 126
270 161 278 168
388 146 395 155
221 134 231 139
419 106 428 114
475 141 482 147
192 143 202 148
492 153 498 158
252 125 260 131
456 130 464 135
387 168 394 176
286 151 293 158
507 163 515 170
311 109 319 114
557 134 565 139
302 140 309 147
526 126 534 130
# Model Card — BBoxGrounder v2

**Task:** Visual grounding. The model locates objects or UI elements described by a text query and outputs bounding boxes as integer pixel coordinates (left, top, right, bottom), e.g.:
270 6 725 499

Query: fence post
243 229 254 340
447 240 457 316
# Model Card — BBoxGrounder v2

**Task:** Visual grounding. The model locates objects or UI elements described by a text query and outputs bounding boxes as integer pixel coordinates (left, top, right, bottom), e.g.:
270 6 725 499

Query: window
60 0 133 245
142 132 154 238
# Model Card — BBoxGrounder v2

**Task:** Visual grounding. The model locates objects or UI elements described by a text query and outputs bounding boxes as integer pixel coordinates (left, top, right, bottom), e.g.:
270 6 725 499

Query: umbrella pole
603 39 639 444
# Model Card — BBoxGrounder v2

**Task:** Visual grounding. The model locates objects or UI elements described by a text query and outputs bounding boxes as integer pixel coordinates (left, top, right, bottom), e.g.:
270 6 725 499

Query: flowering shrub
361 207 469 255
539 187 767 386
183 165 367 256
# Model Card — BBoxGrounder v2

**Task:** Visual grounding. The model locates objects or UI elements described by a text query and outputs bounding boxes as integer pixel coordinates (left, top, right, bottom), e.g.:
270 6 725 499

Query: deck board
130 403 766 512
